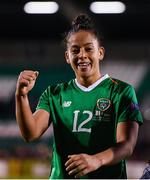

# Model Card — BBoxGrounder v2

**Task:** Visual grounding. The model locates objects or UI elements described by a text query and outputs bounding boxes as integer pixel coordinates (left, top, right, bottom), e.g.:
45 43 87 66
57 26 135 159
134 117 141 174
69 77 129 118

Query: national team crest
97 98 111 111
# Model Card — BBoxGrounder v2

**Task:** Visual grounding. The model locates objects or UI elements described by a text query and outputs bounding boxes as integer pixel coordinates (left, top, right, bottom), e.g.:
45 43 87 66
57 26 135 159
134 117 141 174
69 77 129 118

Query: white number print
73 110 93 133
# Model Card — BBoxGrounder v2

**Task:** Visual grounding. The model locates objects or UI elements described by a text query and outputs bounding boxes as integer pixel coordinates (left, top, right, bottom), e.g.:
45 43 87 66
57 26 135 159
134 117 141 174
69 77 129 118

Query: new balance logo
62 101 72 107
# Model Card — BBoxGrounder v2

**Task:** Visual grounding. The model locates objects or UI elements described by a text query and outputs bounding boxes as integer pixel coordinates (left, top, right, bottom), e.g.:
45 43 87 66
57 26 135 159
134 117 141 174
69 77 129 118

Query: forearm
65 122 138 178
94 141 133 168
65 141 133 178
15 94 36 141
94 121 139 168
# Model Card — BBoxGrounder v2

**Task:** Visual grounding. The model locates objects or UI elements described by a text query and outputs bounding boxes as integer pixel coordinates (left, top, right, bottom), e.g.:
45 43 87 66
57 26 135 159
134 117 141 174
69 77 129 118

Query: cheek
69 56 77 65
92 57 100 68
68 53 75 61
69 59 76 68
67 55 74 65
92 53 100 62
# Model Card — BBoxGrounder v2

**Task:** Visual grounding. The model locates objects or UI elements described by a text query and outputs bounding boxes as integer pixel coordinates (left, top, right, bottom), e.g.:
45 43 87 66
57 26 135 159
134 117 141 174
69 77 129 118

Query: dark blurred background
0 0 150 178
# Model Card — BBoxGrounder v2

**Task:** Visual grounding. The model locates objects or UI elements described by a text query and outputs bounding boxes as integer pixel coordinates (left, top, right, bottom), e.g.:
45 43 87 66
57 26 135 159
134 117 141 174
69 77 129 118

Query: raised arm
15 70 50 142
65 120 139 178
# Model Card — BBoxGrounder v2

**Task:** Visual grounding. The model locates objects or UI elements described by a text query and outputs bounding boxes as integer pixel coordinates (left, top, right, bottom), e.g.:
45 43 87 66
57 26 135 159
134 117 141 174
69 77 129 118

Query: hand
16 70 39 96
65 153 102 178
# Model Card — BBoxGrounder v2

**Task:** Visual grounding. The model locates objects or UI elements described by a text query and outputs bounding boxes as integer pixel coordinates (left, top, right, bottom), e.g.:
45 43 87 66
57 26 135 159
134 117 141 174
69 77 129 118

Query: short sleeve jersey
36 74 143 179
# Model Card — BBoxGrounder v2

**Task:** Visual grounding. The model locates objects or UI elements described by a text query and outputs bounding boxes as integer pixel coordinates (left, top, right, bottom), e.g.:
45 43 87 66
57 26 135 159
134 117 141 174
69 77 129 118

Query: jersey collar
74 74 109 92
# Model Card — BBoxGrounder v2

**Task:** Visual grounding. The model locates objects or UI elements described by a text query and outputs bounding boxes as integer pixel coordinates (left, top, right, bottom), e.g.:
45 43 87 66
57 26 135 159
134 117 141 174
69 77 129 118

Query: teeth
79 64 88 67
78 62 90 66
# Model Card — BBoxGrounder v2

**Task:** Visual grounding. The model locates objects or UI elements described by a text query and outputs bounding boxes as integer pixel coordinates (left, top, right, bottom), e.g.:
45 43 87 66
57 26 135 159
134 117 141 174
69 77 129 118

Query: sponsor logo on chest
62 101 72 107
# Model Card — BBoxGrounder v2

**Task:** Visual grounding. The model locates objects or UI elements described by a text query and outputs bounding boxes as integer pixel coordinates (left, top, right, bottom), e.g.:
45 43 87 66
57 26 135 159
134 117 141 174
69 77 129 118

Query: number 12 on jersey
72 110 93 133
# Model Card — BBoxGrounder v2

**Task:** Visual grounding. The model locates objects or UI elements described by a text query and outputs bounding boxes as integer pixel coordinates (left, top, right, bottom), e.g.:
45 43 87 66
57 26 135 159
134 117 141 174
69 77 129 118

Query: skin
15 70 50 141
15 30 139 178
65 30 104 87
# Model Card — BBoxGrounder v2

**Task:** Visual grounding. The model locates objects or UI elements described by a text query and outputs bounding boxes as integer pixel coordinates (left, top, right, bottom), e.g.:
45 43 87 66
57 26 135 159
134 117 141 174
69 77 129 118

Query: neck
76 74 101 87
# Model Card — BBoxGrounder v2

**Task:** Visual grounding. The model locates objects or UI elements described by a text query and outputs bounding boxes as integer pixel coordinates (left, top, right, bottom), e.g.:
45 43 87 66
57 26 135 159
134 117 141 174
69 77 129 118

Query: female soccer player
15 14 143 178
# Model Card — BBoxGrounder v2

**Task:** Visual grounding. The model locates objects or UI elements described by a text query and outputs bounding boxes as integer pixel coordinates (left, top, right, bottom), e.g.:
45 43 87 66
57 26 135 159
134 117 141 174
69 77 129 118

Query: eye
71 49 79 54
85 47 93 52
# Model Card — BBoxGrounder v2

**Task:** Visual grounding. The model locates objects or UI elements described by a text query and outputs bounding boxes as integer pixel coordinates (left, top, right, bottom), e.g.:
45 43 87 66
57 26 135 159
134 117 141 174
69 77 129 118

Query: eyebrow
70 43 94 48
84 43 94 46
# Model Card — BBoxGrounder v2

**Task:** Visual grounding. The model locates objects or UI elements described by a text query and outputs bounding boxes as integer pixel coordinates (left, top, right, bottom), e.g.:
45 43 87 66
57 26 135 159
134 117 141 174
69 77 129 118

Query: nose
78 48 87 59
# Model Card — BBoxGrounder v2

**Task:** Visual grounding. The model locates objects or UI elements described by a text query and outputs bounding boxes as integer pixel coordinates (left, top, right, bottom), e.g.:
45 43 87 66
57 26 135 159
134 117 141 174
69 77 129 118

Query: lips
77 62 91 68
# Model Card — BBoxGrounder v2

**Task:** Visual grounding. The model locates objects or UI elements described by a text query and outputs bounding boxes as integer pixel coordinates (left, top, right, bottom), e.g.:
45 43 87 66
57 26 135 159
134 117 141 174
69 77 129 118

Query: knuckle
74 161 78 167
23 70 27 74
20 72 24 76
83 168 88 175
80 154 84 158
80 171 84 176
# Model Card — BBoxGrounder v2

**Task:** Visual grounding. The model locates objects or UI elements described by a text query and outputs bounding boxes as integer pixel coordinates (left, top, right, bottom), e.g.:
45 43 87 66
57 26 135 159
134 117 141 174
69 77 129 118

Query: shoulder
107 76 135 95
108 76 130 87
109 76 133 89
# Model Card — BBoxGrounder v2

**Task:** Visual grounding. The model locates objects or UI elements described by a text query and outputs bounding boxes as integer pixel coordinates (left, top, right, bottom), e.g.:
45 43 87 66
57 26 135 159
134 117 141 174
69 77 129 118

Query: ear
99 47 105 61
65 51 70 64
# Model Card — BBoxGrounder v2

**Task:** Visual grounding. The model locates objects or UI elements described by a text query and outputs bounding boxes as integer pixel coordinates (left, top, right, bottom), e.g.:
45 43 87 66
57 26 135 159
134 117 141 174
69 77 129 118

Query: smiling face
65 30 105 86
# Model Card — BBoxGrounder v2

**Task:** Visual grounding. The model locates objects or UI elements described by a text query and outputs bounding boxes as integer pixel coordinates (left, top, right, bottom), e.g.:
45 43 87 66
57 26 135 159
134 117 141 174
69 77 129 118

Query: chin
79 72 92 78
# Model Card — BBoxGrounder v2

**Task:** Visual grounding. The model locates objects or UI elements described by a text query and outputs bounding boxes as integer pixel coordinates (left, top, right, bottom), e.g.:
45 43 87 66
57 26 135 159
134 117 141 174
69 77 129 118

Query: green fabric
36 76 143 179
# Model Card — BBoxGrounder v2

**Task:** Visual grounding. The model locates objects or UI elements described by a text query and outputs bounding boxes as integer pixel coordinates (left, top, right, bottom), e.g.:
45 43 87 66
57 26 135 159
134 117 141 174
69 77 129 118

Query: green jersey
36 74 143 179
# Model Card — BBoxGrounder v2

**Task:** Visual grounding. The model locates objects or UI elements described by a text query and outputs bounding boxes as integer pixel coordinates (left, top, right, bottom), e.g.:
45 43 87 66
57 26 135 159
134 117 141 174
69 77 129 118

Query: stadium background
0 0 150 178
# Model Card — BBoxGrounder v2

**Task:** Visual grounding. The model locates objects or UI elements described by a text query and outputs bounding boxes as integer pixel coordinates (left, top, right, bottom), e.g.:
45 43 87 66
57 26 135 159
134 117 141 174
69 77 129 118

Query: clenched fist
16 70 39 96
